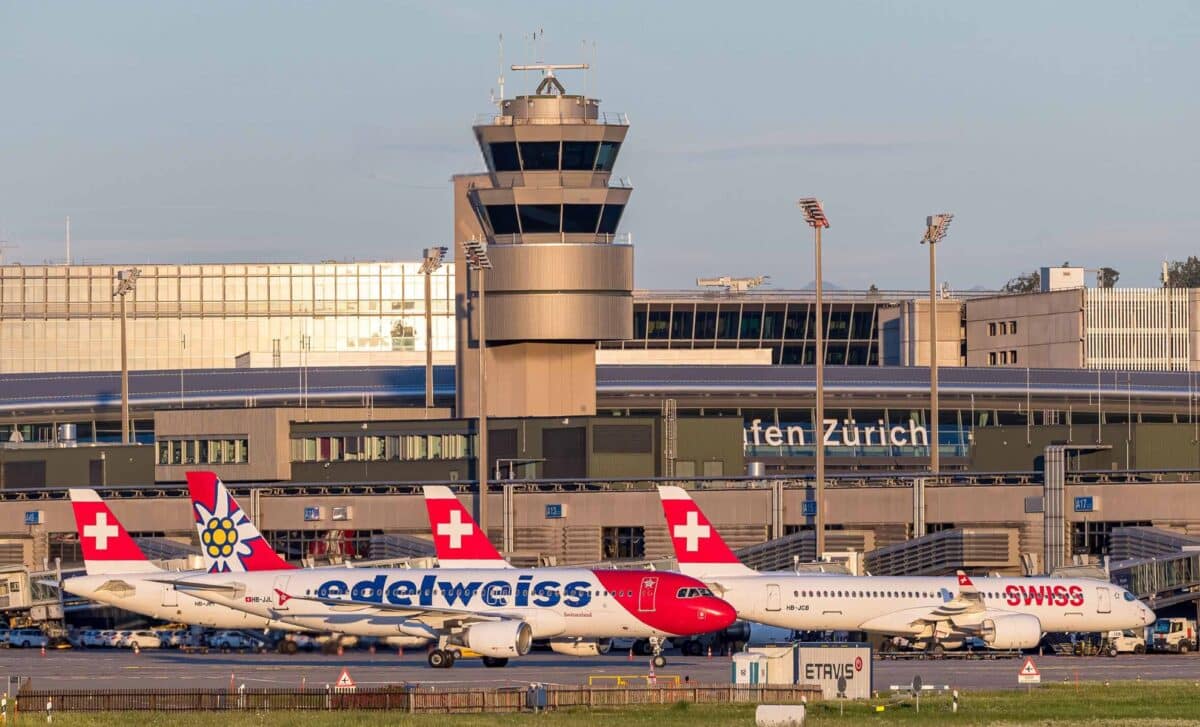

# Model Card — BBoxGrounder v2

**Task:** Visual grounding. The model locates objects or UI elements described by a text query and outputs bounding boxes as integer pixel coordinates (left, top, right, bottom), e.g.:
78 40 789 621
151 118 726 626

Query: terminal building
2 66 1200 625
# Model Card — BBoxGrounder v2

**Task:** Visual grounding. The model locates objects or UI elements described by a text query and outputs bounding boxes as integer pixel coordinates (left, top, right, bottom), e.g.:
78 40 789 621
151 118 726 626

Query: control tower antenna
510 63 590 96
492 34 506 109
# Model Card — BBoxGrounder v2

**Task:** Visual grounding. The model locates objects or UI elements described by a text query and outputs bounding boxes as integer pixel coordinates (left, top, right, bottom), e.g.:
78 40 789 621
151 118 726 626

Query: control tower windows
519 204 561 233
484 205 520 235
562 141 600 170
598 204 625 234
562 204 603 233
489 142 521 172
520 142 561 170
595 141 621 172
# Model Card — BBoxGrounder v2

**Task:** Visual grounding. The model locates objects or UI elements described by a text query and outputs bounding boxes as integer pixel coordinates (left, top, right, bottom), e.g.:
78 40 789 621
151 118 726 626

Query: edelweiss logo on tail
186 471 293 573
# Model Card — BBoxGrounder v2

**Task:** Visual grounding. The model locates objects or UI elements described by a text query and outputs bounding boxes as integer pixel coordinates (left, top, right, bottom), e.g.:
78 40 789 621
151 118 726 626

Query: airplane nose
704 598 738 631
1142 606 1157 627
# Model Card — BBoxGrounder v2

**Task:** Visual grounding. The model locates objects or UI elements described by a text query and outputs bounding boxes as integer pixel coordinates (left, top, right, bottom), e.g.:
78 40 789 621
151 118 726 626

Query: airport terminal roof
1 364 1198 415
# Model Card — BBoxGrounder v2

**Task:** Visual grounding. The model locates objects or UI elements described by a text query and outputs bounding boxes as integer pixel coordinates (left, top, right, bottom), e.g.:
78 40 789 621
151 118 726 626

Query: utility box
795 643 872 700
1040 266 1086 291
748 645 797 685
732 653 768 685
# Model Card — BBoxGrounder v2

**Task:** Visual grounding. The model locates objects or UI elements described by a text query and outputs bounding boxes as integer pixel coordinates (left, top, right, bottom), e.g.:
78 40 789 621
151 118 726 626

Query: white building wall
1084 288 1190 371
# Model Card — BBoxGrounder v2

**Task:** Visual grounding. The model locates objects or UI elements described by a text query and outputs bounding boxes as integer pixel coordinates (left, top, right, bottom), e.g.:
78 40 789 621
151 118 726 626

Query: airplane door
274 576 291 611
1096 587 1111 614
638 577 659 613
766 584 782 612
162 585 177 608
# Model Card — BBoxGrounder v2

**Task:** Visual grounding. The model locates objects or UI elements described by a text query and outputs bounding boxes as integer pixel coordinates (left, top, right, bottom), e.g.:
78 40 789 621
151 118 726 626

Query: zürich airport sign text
744 418 930 449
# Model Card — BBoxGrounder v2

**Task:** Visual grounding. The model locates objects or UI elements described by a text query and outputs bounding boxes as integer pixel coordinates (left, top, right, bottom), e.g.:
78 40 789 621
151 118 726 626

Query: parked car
9 628 48 649
0 629 11 648
208 631 264 652
79 630 109 648
120 630 162 649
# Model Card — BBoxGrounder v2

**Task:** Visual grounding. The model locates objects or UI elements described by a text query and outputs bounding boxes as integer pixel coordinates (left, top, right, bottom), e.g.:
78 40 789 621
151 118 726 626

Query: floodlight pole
476 265 488 530
425 269 434 408
920 213 953 536
798 198 829 559
421 247 447 410
113 268 140 445
813 224 826 558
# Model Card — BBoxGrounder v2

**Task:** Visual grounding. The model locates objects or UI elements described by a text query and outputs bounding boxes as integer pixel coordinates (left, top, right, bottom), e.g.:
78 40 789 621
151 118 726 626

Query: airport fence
18 684 821 714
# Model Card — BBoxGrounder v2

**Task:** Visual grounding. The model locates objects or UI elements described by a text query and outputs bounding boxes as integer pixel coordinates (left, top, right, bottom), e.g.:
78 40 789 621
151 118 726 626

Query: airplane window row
793 589 1009 600
307 588 635 598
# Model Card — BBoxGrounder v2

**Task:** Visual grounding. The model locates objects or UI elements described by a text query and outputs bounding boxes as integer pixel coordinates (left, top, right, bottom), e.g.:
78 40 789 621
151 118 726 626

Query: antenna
0 237 14 265
510 63 590 96
497 34 505 106
65 216 71 265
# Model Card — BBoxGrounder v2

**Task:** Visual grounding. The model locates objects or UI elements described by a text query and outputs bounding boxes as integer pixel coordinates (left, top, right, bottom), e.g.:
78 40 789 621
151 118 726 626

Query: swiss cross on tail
186 471 293 573
656 486 753 578
68 489 158 576
422 486 511 568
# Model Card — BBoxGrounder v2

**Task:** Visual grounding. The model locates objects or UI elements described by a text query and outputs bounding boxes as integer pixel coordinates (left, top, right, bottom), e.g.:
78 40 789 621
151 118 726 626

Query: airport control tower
453 63 633 420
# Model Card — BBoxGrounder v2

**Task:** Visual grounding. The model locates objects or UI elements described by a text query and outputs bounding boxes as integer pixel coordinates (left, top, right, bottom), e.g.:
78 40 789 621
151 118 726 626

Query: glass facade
0 262 455 373
605 297 883 365
289 433 474 463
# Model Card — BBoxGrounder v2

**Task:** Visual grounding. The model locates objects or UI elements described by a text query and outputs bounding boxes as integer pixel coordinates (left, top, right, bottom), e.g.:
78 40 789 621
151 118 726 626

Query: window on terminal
562 141 600 170
518 204 561 234
595 141 621 171
484 205 519 236
488 142 520 172
562 204 603 233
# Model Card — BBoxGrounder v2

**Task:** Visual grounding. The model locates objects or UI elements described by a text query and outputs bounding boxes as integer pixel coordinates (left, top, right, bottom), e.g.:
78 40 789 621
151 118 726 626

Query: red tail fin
657 486 753 578
422 485 511 568
69 489 157 575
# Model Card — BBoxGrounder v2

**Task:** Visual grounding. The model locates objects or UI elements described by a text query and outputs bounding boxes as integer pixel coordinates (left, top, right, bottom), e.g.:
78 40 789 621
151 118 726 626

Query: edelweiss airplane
657 486 1155 652
61 489 302 631
169 485 736 668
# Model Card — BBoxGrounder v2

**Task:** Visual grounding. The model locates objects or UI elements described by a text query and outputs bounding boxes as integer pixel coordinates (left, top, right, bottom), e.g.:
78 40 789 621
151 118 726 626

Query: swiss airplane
657 486 1155 651
61 489 303 631
169 485 737 668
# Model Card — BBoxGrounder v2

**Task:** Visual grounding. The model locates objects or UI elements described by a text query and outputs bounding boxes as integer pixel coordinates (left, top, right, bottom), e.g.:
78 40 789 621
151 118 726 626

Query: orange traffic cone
398 646 404 657
707 645 712 660
628 648 634 661
369 644 376 655
337 644 344 656
40 644 46 657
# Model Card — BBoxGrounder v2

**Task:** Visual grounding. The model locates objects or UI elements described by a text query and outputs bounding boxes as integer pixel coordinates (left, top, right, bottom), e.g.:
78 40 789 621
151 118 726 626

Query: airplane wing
858 571 988 635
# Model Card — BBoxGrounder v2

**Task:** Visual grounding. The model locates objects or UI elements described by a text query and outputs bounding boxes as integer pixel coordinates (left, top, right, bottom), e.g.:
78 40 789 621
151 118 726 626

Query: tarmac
4 649 1200 692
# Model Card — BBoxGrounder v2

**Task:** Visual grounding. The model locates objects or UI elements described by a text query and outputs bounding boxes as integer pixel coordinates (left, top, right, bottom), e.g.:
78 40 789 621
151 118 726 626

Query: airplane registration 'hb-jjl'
657 485 1156 651
62 488 305 631
422 485 512 569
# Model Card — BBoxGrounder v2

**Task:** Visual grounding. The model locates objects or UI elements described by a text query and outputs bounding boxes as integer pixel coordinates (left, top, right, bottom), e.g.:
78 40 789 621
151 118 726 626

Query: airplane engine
464 620 533 658
980 614 1042 650
549 638 612 657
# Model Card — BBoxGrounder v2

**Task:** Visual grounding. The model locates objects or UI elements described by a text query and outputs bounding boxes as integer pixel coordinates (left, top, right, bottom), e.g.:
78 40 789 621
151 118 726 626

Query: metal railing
474 111 629 126
18 684 818 713
5 469 1200 503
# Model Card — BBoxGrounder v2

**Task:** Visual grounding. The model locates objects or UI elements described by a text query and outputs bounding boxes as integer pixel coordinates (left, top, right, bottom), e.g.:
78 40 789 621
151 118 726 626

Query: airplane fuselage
177 567 735 640
710 573 1154 636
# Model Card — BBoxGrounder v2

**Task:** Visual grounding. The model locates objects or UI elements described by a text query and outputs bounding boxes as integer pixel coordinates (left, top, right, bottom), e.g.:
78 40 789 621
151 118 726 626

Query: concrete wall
965 290 1083 368
0 444 153 489
878 300 962 367
971 424 1200 472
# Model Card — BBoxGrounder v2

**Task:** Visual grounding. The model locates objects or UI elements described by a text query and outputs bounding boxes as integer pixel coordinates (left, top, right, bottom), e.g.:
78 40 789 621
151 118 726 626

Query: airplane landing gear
649 636 667 668
428 649 457 669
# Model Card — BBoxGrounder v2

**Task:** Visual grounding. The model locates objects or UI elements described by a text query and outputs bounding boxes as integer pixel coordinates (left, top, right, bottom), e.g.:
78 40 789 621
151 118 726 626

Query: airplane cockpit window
1122 591 1137 602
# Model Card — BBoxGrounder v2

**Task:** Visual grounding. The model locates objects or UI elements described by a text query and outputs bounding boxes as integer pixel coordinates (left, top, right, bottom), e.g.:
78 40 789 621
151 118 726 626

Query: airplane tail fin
186 471 293 573
69 489 159 576
657 486 755 578
422 485 511 568
956 570 979 595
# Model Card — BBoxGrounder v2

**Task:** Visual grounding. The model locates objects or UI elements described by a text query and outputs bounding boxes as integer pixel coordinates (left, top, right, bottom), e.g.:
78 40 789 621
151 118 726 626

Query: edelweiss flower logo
193 494 260 572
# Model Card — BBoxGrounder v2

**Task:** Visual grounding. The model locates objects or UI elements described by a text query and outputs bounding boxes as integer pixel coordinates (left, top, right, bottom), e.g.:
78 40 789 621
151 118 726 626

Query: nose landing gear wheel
481 656 509 668
652 654 667 669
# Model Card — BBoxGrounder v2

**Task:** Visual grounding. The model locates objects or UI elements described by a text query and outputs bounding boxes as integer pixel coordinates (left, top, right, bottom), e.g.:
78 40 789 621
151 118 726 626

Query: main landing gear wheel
652 654 667 669
481 656 509 668
428 649 457 669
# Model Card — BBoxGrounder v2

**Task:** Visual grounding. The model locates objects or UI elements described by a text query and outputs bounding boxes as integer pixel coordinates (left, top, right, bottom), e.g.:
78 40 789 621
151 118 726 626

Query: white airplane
168 484 737 669
61 488 303 631
657 486 1156 652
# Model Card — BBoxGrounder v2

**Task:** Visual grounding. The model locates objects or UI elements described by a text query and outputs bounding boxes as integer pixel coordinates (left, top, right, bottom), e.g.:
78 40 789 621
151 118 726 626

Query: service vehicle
1151 618 1197 654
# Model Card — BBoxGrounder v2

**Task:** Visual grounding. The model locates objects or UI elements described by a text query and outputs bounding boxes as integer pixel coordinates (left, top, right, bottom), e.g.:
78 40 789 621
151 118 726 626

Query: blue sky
1 1 1197 289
